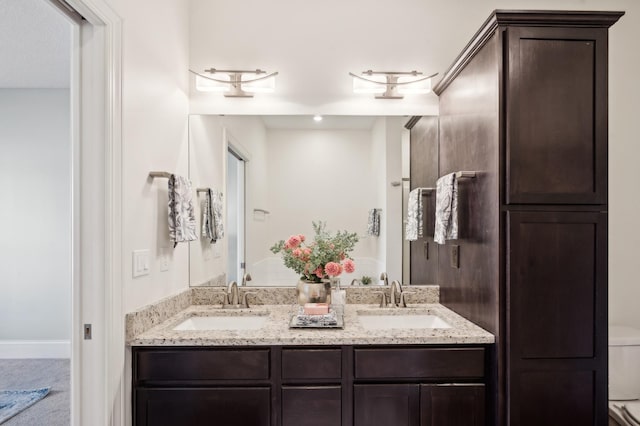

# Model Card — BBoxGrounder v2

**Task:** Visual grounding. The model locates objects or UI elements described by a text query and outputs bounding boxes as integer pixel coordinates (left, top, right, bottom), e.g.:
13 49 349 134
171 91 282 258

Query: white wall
371 118 388 283
221 117 269 284
605 0 640 329
384 117 404 282
0 89 71 357
103 0 191 313
256 128 382 285
188 115 227 286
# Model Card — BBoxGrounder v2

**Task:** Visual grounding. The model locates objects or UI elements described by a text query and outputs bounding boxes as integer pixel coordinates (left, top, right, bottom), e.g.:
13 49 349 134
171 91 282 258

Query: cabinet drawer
135 348 270 383
135 387 270 426
282 348 342 380
354 347 484 379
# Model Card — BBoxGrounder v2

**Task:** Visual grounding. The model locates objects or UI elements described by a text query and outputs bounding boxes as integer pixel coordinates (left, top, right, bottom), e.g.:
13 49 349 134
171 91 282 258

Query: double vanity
128 286 493 426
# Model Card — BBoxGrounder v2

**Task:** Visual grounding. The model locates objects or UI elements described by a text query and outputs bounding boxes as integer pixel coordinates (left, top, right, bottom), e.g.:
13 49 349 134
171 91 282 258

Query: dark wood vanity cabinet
431 9 622 426
409 116 440 285
133 345 490 426
353 347 486 426
354 384 485 426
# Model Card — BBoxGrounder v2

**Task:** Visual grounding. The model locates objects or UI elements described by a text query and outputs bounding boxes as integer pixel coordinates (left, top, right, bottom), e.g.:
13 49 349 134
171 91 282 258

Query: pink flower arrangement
343 258 355 274
270 221 359 283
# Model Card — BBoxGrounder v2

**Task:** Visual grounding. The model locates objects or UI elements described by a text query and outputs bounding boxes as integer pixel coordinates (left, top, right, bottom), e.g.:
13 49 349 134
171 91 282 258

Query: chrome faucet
226 280 239 306
389 280 403 307
241 272 252 287
350 279 361 286
380 272 389 287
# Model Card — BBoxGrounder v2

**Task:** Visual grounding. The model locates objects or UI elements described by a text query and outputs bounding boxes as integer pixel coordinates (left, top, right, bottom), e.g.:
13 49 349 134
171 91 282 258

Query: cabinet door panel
508 211 608 426
512 370 594 426
508 211 606 359
282 386 341 426
506 26 607 204
354 384 420 426
135 387 270 426
420 384 485 426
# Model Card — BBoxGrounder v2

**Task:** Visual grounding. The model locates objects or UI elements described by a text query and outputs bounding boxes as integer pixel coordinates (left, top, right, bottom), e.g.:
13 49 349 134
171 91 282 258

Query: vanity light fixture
313 115 323 122
349 70 438 99
189 68 278 97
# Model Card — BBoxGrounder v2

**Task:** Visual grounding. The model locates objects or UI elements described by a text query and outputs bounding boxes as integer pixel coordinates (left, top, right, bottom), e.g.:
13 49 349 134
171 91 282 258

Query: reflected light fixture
313 115 323 122
189 68 278 97
349 70 438 99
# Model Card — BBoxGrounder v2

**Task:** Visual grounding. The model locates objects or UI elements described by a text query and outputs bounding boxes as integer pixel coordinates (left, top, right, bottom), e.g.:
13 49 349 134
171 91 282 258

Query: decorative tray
288 306 344 329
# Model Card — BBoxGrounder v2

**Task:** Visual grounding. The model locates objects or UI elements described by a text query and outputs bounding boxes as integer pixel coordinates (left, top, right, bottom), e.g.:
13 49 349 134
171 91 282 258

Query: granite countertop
128 303 494 346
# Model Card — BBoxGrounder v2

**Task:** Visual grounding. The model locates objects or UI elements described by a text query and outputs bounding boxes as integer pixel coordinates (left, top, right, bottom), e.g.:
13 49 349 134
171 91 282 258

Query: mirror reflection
189 115 429 287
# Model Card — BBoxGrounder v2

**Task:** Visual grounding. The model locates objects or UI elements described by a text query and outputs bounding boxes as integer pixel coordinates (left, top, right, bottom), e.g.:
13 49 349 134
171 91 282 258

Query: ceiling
0 0 71 89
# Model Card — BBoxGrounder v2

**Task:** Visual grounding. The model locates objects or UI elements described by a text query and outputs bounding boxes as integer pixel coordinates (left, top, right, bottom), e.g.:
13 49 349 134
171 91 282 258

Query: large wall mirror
188 115 438 287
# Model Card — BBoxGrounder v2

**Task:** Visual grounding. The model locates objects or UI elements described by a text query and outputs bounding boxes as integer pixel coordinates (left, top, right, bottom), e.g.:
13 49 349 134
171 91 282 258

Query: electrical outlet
450 244 460 269
159 248 170 272
212 242 222 258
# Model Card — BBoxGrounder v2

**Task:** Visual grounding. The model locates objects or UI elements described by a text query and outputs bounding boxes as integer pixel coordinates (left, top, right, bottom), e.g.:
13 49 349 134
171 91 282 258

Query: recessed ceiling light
313 115 323 122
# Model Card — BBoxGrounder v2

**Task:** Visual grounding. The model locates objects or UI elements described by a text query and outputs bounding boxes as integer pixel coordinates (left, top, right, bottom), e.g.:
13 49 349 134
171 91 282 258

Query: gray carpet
0 359 69 425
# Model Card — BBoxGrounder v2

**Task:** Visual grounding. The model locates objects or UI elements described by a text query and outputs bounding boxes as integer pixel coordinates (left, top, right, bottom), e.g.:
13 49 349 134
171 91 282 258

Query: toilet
609 325 640 425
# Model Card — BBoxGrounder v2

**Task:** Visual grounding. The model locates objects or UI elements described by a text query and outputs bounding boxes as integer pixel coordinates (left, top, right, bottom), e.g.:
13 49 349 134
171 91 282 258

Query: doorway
226 148 246 284
0 0 125 424
0 1 73 424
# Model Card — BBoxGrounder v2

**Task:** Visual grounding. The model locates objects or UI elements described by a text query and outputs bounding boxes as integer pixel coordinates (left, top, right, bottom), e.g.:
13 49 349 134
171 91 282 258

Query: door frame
54 0 123 424
223 128 250 285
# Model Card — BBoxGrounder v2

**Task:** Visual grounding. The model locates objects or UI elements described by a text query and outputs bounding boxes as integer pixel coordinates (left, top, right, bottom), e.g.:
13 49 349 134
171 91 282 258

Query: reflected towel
405 188 423 241
211 189 224 241
202 189 214 243
434 173 459 244
202 189 224 243
367 209 380 237
168 174 197 247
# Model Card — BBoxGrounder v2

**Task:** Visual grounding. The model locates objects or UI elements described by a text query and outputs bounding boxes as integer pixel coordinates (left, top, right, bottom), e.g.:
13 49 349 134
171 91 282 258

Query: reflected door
227 149 245 283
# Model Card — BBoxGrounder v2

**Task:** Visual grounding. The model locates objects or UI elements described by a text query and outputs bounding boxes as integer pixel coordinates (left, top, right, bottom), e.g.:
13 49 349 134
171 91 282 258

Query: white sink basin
173 314 268 331
357 312 451 330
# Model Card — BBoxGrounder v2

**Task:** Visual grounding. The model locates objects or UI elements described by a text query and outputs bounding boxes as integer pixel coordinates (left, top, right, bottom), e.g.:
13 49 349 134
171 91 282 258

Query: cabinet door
420 384 485 426
354 384 420 426
134 387 270 426
282 386 341 426
507 211 607 425
506 26 608 204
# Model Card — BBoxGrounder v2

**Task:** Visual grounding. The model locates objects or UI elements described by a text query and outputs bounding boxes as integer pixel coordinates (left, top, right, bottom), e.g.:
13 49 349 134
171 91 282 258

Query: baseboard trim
0 340 71 359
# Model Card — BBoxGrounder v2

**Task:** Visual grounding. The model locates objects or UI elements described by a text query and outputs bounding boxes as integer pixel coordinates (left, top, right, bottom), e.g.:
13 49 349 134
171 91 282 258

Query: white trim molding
0 340 71 359
63 0 123 425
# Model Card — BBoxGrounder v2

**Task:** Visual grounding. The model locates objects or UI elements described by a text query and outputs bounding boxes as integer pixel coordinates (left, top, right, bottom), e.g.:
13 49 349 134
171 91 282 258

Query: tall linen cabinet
431 10 623 425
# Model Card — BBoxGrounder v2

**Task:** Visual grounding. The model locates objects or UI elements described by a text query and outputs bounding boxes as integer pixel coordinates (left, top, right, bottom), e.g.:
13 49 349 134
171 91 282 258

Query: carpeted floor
0 359 69 425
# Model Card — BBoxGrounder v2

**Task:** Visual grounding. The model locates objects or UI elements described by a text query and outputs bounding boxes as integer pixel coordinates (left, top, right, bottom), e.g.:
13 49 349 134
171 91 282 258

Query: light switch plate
133 249 150 277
